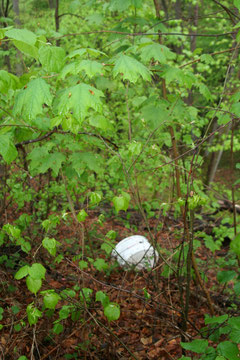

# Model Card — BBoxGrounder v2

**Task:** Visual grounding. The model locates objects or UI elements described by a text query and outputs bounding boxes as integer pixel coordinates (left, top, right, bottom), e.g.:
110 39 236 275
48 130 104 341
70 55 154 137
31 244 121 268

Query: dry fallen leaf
1 336 6 345
141 336 153 345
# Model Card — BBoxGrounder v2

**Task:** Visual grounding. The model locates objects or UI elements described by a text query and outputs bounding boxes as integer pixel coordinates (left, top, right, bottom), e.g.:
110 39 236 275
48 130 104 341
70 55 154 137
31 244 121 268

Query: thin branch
139 117 240 173
57 130 119 150
50 30 235 40
58 12 84 19
0 124 38 130
180 46 240 68
15 130 56 148
212 0 240 24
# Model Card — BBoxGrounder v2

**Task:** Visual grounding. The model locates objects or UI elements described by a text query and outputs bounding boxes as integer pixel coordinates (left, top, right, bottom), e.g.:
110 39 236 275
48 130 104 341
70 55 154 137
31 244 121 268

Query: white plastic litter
111 235 159 270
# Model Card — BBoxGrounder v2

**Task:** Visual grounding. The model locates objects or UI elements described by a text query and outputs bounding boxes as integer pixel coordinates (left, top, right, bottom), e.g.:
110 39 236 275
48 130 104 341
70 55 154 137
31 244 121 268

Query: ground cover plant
0 0 240 359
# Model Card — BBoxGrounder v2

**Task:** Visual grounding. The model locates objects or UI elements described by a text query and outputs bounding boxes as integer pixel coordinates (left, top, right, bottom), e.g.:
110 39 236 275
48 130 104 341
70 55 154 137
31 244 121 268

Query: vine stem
60 168 84 251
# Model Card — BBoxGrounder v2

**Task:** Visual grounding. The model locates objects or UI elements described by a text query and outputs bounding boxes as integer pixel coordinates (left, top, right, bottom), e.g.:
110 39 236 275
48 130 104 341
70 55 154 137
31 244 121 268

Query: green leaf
6 28 36 45
228 316 240 328
113 54 151 83
229 328 240 343
0 134 18 164
109 0 142 11
113 192 130 213
162 65 196 89
234 0 240 10
180 339 208 354
0 70 19 93
0 307 4 320
59 305 72 320
59 62 77 79
231 103 240 117
143 288 151 300
37 152 65 176
198 83 212 101
5 28 38 58
89 115 112 130
28 146 65 176
43 292 61 309
67 48 107 59
104 303 120 321
17 356 28 360
14 324 22 332
237 29 240 42
86 13 103 26
39 45 66 72
93 258 108 271
128 141 142 156
109 0 131 11
106 230 117 240
101 241 114 255
204 235 220 253
140 43 176 64
0 26 12 40
11 305 20 315
95 291 109 307
140 101 168 129
3 224 21 238
26 277 42 294
217 341 240 360
15 265 29 280
21 241 31 253
90 192 102 205
42 237 57 256
54 84 104 121
217 270 237 284
79 260 88 269
200 54 214 64
79 288 93 303
234 281 240 295
70 152 103 174
60 289 76 299
53 323 63 334
13 40 38 59
230 233 240 257
205 314 228 325
28 263 46 280
77 209 88 222
76 60 104 78
26 303 42 326
13 78 53 120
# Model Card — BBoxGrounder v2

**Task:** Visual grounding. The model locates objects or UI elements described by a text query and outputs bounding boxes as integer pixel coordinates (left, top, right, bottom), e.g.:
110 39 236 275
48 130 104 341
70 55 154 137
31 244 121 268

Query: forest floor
1 199 239 360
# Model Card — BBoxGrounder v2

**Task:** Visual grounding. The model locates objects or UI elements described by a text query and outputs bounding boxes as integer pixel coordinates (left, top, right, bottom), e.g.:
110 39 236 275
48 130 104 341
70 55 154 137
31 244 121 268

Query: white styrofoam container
111 235 159 270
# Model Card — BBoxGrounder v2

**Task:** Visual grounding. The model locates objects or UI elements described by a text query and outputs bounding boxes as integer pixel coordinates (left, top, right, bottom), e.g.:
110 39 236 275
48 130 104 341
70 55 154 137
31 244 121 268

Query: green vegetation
0 0 240 358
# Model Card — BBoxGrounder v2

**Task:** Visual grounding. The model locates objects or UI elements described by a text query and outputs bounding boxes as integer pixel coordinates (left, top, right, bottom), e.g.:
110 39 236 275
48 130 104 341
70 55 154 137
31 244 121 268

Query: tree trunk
205 43 239 185
13 0 21 25
48 0 55 8
12 0 23 75
55 0 60 46
2 0 11 72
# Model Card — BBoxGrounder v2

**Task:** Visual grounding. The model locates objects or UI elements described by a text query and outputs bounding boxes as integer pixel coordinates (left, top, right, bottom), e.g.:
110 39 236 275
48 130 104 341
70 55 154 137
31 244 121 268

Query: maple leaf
60 60 104 79
54 83 104 121
76 60 104 78
13 78 53 120
140 43 176 63
113 54 151 83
